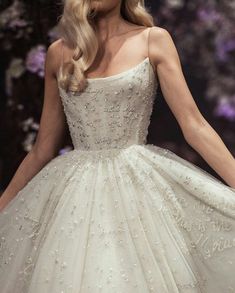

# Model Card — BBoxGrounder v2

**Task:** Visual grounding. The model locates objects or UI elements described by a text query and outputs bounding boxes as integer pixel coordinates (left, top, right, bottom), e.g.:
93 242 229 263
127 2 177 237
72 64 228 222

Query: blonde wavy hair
57 0 155 92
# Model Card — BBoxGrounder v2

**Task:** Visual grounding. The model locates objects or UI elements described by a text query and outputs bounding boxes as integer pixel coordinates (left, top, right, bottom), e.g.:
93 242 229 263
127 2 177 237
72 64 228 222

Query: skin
0 0 235 211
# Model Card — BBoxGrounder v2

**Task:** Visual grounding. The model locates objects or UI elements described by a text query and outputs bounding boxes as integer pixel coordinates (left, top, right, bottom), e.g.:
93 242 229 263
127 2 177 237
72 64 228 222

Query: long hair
57 0 155 93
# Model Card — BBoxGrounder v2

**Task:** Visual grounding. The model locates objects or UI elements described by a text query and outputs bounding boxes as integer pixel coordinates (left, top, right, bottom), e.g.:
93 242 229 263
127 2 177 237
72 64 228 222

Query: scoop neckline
85 57 150 81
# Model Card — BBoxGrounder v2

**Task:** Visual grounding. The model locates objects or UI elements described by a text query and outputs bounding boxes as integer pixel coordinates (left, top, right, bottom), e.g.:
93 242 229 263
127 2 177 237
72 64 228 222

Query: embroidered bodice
58 57 158 151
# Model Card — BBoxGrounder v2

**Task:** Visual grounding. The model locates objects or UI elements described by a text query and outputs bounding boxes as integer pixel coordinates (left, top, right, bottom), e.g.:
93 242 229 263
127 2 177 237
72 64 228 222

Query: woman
1 0 235 292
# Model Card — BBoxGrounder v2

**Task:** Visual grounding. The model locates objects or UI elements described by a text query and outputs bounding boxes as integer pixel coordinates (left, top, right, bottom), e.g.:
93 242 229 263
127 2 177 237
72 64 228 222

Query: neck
93 6 127 40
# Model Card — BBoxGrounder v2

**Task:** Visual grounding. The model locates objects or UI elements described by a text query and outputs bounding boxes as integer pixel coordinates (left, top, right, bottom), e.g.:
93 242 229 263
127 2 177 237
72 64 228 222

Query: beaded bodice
58 57 158 151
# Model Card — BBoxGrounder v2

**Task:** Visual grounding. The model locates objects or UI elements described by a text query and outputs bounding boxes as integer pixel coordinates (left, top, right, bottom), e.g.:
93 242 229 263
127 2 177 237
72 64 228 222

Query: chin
91 0 121 13
91 0 103 9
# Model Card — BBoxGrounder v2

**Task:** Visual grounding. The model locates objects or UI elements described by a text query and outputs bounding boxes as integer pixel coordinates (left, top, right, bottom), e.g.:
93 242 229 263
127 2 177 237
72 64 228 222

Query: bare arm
0 39 67 211
149 27 235 188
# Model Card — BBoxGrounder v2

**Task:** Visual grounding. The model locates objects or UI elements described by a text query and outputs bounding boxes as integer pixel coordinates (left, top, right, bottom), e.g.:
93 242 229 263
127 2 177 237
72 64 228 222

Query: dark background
0 0 235 191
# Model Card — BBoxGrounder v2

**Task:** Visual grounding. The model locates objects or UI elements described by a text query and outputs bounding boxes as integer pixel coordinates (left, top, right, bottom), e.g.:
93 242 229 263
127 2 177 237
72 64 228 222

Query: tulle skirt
1 144 235 293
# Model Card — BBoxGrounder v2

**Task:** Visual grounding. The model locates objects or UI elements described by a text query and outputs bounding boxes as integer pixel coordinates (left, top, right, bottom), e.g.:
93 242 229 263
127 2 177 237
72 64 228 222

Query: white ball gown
1 56 235 293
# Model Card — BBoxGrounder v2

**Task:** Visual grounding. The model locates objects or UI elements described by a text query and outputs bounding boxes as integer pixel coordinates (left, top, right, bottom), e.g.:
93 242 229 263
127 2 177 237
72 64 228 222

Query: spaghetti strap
60 39 64 73
147 27 152 60
146 27 153 76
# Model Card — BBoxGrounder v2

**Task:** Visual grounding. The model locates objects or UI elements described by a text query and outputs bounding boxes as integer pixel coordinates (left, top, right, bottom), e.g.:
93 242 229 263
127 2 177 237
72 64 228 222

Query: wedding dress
1 49 235 293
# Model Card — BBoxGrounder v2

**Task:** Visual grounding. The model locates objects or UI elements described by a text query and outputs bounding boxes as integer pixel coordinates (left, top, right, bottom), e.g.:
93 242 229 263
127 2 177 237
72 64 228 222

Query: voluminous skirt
1 144 235 293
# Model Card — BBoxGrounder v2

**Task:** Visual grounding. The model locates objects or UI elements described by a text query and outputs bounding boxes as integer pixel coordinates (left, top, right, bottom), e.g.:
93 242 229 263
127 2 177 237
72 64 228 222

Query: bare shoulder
148 26 178 65
46 38 75 76
44 39 64 76
149 26 173 43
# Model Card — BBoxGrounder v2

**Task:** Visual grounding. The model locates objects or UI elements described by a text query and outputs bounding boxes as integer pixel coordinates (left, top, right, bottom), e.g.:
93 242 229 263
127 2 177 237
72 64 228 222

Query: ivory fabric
1 57 235 293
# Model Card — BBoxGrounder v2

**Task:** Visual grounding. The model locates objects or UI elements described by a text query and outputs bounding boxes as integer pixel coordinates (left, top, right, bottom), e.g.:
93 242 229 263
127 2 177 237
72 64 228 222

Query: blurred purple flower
197 8 221 23
25 45 46 77
214 97 235 121
216 38 235 62
0 0 26 30
8 19 28 29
